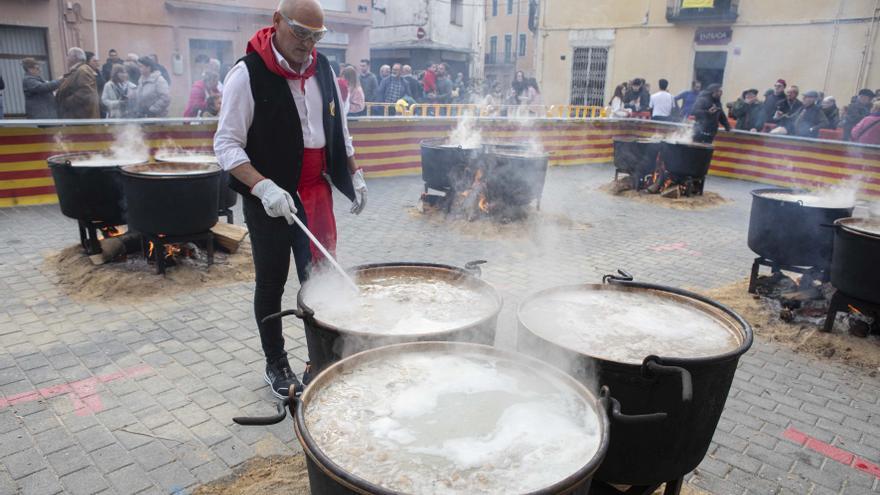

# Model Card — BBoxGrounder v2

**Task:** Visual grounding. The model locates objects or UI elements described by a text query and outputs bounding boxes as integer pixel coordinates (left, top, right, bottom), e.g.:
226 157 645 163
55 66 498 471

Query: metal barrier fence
360 103 606 119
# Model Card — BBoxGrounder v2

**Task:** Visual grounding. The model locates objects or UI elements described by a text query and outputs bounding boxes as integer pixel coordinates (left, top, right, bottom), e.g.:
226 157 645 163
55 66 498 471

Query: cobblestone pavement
0 164 878 495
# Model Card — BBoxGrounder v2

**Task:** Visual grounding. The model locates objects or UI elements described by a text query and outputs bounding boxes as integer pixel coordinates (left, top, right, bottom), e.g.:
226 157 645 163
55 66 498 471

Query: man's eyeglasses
280 13 327 43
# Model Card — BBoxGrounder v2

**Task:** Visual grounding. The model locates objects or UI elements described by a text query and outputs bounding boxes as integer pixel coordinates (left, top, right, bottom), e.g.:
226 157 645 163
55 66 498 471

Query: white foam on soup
303 273 498 335
305 350 602 494
519 288 739 364
69 156 147 167
761 191 854 209
154 153 217 164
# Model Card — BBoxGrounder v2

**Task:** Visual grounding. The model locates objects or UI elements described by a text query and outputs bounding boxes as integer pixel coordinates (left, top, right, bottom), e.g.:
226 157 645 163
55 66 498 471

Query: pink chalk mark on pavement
649 241 702 257
783 426 880 478
0 364 152 416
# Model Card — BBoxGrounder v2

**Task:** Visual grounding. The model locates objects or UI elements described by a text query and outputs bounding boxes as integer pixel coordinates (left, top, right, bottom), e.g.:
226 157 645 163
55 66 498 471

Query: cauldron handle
642 356 694 404
233 397 290 426
599 386 667 425
464 260 487 277
602 269 634 284
262 307 315 324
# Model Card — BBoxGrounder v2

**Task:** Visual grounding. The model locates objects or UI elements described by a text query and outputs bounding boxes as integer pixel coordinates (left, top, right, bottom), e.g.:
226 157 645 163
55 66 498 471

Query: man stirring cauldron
214 0 367 398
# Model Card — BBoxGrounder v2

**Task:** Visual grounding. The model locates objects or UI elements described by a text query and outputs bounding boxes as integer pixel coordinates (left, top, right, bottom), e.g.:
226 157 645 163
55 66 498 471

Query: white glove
252 179 297 225
350 169 367 215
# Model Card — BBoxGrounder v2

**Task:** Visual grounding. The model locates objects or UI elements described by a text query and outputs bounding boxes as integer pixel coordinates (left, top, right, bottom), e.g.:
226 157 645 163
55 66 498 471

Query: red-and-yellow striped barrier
1 119 878 207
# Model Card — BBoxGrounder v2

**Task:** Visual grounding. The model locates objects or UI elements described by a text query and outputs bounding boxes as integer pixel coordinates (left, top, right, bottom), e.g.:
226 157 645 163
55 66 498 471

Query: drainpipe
822 0 845 93
90 0 99 54
859 0 880 91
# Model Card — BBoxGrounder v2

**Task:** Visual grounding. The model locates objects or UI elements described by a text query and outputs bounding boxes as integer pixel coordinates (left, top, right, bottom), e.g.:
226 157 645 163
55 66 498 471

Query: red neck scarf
247 26 318 91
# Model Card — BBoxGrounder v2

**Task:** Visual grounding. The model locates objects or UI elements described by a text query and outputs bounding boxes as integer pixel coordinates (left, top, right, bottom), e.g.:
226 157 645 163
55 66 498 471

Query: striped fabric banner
0 119 877 207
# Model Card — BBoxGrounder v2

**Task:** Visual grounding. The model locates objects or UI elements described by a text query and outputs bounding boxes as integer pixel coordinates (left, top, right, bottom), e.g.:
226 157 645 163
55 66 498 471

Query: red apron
297 148 336 263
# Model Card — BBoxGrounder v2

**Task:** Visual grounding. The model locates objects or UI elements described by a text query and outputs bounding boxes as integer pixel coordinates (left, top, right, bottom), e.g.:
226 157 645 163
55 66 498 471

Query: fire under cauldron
264 261 502 376
419 139 549 216
657 140 714 196
824 217 880 332
47 153 148 254
612 137 662 190
517 271 752 493
235 342 613 495
154 152 238 223
747 188 854 293
120 162 221 273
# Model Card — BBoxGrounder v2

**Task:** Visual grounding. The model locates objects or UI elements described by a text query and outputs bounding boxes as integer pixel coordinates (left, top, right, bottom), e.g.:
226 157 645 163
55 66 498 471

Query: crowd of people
344 59 478 115
609 76 880 145
20 47 175 119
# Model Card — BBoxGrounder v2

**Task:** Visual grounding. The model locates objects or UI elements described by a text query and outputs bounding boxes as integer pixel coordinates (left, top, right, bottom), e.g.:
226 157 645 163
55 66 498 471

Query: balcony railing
666 0 738 23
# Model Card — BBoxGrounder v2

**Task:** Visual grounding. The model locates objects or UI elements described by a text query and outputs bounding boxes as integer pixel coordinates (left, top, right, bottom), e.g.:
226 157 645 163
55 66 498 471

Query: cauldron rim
153 151 218 164
47 152 148 169
834 216 880 240
419 137 481 151
121 162 221 179
297 262 503 338
516 282 753 367
294 341 611 495
750 187 855 212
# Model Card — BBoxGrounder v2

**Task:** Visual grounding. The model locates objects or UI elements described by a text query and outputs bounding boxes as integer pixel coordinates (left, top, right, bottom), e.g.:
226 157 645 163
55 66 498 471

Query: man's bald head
277 0 324 29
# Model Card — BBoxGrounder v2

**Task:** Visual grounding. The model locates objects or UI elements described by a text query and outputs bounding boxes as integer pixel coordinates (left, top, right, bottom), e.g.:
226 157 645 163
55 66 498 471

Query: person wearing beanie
692 83 731 143
731 88 764 132
843 89 876 141
789 91 830 138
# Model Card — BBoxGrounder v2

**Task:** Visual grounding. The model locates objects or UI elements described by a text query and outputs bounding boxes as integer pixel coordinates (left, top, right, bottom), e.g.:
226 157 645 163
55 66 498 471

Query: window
519 34 527 57
489 36 498 64
507 0 514 14
569 47 609 106
492 0 498 16
451 0 463 25
504 34 512 63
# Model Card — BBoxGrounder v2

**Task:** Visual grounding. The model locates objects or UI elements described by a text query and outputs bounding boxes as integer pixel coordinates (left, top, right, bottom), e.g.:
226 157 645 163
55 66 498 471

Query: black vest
230 51 355 202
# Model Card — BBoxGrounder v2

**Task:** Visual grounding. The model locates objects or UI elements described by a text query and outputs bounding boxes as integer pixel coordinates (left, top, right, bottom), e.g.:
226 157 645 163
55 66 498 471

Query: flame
479 195 489 213
100 226 124 238
848 304 863 315
147 241 155 258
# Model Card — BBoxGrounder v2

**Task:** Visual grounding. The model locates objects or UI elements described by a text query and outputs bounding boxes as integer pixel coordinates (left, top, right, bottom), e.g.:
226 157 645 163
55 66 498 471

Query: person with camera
102 64 137 118
691 83 731 144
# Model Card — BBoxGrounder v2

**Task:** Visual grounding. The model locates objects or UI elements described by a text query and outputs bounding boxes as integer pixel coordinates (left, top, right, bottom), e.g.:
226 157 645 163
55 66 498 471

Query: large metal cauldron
660 140 714 177
486 148 550 209
748 188 854 268
235 342 612 495
419 138 482 192
120 162 221 235
613 137 661 175
516 272 752 486
286 262 502 375
154 152 237 211
831 217 880 304
47 153 148 225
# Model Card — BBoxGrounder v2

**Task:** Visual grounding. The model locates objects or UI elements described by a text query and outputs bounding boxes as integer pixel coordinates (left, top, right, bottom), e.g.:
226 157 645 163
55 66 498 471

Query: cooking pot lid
121 162 221 177
836 217 880 238
302 344 603 494
756 189 855 209
518 285 742 364
153 152 218 164
64 154 148 168
301 267 501 336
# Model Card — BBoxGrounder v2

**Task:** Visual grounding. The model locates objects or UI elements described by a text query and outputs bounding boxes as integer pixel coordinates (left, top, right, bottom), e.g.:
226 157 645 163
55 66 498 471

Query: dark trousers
242 194 312 364
652 115 672 122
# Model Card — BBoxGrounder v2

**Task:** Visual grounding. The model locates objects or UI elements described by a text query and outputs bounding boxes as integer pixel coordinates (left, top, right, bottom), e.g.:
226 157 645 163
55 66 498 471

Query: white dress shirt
650 91 674 118
214 37 355 172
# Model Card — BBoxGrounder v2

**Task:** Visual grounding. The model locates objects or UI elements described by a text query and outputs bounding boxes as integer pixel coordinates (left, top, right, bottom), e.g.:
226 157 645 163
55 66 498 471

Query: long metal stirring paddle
289 214 359 292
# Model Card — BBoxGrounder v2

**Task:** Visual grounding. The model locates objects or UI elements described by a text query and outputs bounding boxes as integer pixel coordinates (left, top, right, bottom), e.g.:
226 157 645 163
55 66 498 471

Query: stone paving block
106 463 156 495
190 459 231 484
190 419 232 448
213 436 254 469
130 440 177 472
91 442 136 474
2 447 48 480
793 460 844 492
32 426 77 456
60 466 109 495
148 461 198 492
45 444 92 477
17 468 65 495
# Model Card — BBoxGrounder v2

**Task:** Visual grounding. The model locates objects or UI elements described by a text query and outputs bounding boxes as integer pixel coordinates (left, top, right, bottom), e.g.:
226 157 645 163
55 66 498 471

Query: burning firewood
88 231 143 265
660 185 682 199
